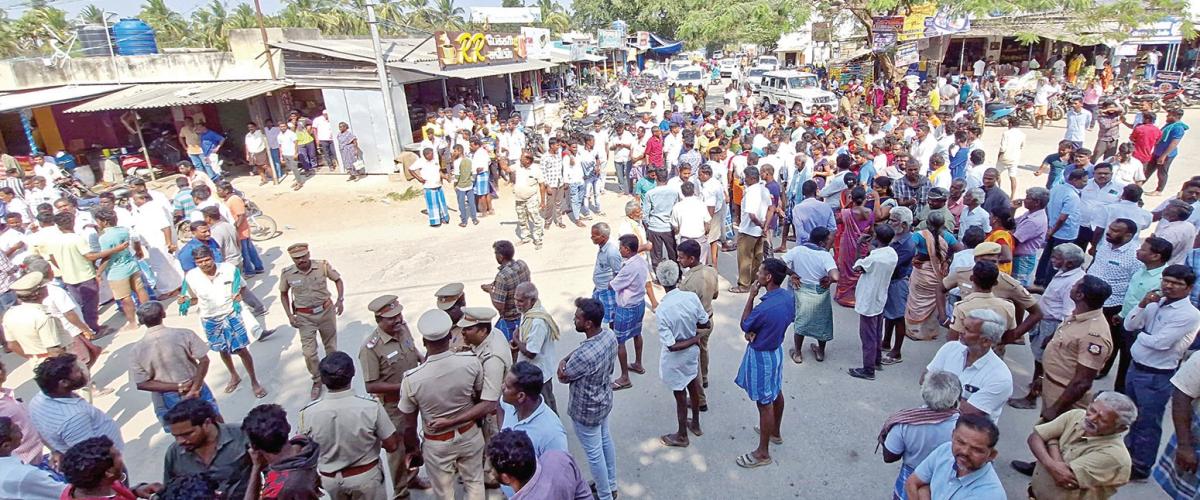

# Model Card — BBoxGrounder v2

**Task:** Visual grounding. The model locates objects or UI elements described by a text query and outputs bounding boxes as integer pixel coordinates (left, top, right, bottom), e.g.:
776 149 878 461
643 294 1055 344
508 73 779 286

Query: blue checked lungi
156 384 220 432
613 301 645 343
1155 406 1200 499
722 203 736 241
424 187 449 226
474 171 490 196
203 311 250 354
593 288 617 326
496 317 521 342
883 277 909 320
734 345 784 405
893 464 915 500
793 283 833 341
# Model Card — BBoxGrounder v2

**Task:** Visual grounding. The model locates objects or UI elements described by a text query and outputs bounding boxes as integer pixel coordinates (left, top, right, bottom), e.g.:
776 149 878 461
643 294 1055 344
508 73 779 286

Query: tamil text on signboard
598 29 622 49
435 31 527 68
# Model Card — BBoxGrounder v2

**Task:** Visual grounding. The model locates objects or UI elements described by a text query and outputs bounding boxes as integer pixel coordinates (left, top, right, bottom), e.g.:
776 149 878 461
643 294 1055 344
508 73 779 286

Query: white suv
757 70 838 114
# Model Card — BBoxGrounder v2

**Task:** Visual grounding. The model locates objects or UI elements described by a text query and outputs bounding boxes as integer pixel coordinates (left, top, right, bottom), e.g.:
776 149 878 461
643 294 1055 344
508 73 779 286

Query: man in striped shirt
27 354 123 456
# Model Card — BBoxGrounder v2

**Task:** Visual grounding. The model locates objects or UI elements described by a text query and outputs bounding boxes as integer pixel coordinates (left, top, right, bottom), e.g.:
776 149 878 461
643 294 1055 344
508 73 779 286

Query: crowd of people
0 52 1198 500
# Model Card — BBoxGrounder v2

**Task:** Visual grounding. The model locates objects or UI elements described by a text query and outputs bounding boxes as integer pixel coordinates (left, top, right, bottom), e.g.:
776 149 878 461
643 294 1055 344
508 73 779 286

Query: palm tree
189 0 228 49
500 0 523 7
420 0 464 30
139 0 188 47
78 5 106 25
536 0 570 33
227 3 259 30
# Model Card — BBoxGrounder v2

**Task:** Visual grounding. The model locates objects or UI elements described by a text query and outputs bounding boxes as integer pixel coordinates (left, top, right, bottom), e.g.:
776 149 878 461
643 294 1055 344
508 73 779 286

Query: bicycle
246 200 278 242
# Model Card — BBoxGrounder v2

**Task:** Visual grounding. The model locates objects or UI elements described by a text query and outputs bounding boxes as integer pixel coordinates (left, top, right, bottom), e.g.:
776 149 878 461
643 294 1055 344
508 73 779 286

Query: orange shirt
986 229 1015 275
225 195 251 240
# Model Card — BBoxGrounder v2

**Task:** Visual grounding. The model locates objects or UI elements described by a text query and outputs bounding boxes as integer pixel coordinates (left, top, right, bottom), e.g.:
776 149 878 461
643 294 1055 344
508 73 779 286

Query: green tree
501 0 523 7
139 0 189 47
78 5 106 25
537 0 571 33
570 0 691 37
189 0 229 49
13 6 72 54
678 0 811 48
419 0 465 30
227 3 260 30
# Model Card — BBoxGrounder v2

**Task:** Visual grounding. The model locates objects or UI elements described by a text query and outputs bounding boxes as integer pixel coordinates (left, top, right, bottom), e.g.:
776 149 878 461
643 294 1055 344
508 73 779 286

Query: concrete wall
0 27 319 91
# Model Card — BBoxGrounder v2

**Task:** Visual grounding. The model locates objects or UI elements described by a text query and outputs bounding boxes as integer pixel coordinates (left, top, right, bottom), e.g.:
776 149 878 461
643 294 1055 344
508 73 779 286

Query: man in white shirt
996 118 1024 195
664 125 683 170
671 181 711 264
264 118 282 181
958 188 992 239
412 147 449 227
973 58 986 77
849 223 899 381
243 122 271 184
311 110 335 169
1034 77 1060 130
921 308 1014 421
698 162 726 266
276 121 301 190
618 81 634 109
610 123 635 194
910 125 938 174
733 166 771 292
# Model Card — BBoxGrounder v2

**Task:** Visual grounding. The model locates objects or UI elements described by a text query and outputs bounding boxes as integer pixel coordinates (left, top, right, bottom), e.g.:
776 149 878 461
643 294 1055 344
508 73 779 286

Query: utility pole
366 0 403 158
252 0 277 79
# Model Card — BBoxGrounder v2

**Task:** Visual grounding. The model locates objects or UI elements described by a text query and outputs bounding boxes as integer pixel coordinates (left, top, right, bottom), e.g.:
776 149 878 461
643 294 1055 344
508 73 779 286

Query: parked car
719 59 738 78
667 60 690 81
672 66 708 89
757 70 839 114
755 55 779 70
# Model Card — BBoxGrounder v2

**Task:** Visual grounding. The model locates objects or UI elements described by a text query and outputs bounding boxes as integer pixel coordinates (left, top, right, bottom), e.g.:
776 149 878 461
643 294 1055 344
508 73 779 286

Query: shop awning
66 80 292 113
831 48 872 65
0 84 127 113
406 60 557 80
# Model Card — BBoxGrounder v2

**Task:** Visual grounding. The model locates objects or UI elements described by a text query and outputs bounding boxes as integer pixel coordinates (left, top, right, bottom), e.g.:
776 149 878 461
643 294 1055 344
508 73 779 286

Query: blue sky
9 0 509 18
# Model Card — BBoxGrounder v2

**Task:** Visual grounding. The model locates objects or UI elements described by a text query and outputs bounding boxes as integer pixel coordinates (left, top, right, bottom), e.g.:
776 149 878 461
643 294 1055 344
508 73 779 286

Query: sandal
880 354 902 365
735 453 772 468
1007 397 1038 410
753 426 783 445
660 434 689 447
688 420 703 437
789 348 803 364
629 365 646 375
810 344 825 362
612 381 633 391
728 286 749 293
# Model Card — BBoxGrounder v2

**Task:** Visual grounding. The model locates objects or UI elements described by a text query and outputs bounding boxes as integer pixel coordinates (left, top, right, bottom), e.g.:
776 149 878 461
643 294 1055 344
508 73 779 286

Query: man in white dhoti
654 260 709 448
130 191 183 297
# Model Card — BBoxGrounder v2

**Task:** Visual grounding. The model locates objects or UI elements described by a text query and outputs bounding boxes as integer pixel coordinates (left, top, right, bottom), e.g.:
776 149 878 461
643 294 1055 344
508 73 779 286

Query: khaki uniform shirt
949 291 1017 336
679 265 719 320
298 390 396 473
1043 308 1112 388
1031 409 1131 500
398 351 483 435
472 330 513 402
279 260 340 309
129 325 208 386
945 269 1039 311
358 326 422 404
3 302 73 355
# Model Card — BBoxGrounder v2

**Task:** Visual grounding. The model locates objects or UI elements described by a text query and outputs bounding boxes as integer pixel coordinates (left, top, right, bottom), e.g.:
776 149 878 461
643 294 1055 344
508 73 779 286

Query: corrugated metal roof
273 38 437 64
0 84 127 113
66 80 291 113
394 59 557 79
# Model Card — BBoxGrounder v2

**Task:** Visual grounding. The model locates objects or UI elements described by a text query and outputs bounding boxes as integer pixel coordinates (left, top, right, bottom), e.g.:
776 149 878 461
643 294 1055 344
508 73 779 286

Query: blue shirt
912 441 1006 500
177 238 222 273
1047 183 1082 240
1064 108 1091 143
642 185 679 233
858 160 876 185
592 239 623 290
1155 121 1188 159
500 401 568 456
891 232 917 280
741 287 794 351
98 226 138 280
791 198 836 245
199 130 224 156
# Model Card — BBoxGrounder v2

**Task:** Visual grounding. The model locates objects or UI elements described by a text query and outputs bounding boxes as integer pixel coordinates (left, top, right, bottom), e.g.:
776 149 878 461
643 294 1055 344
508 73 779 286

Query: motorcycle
985 94 1034 127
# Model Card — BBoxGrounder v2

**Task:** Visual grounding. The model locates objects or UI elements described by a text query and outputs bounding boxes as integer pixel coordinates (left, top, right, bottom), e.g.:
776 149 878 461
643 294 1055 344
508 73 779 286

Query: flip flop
688 420 704 437
1008 397 1038 410
753 426 783 445
880 354 902 365
612 381 633 391
629 365 646 375
810 344 825 362
224 379 241 394
254 386 269 399
789 348 803 364
735 453 772 468
660 434 689 447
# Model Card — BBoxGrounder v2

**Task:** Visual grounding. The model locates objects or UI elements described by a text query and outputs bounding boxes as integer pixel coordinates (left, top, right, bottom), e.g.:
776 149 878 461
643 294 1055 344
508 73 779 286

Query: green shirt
455 158 474 189
1122 264 1165 318
635 177 656 199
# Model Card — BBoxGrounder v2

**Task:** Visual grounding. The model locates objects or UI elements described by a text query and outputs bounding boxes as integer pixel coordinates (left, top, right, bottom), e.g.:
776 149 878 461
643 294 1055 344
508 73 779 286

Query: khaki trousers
321 463 386 500
383 405 414 500
736 233 764 287
696 325 712 406
296 307 338 382
424 425 485 500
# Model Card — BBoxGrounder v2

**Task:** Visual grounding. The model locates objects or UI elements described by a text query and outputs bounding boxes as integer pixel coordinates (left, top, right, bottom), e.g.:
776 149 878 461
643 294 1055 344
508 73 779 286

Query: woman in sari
833 187 874 307
985 206 1015 275
897 211 959 355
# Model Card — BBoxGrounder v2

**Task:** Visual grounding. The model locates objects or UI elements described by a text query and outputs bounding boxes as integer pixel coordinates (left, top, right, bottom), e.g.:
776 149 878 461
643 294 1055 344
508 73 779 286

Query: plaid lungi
202 312 250 354
424 188 449 226
1155 407 1200 499
734 345 783 405
613 301 645 343
722 203 736 241
593 288 617 326
474 171 490 196
793 283 833 341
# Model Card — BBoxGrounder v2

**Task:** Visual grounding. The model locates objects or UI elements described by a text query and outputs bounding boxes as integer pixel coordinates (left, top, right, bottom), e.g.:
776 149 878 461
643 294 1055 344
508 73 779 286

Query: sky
6 0 510 19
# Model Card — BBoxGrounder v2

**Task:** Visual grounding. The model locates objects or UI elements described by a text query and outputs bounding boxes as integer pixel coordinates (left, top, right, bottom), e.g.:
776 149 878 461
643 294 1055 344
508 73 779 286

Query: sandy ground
2 87 1197 499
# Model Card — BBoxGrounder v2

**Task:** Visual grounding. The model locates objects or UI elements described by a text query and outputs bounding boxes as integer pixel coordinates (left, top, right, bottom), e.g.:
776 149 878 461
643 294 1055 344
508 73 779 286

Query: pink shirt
609 256 649 307
0 388 45 464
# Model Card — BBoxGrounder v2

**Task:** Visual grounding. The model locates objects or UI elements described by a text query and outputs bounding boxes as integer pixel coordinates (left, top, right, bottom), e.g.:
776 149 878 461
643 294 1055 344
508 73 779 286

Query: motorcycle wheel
1047 107 1064 121
249 214 278 242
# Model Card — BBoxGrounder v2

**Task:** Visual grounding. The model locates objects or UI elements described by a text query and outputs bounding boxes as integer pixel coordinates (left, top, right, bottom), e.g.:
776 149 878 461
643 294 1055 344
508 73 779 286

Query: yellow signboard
898 3 937 42
435 31 527 69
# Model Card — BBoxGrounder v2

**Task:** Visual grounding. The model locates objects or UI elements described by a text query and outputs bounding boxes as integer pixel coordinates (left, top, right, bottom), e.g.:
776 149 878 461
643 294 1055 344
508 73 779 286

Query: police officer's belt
424 423 476 442
319 460 378 478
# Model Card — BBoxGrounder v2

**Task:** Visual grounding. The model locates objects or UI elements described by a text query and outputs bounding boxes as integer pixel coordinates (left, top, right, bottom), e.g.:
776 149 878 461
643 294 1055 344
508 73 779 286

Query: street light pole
366 0 403 160
252 0 277 79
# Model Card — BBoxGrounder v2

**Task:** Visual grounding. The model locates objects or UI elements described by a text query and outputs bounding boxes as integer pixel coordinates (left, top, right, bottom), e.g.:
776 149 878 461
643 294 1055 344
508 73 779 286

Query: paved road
2 86 1195 498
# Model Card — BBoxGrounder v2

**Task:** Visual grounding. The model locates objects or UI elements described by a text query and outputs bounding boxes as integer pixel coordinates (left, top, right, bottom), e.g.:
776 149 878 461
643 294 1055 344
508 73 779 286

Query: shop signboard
872 16 903 51
895 41 920 66
521 27 551 58
1155 70 1183 91
435 31 527 68
636 31 650 49
598 29 622 49
897 3 969 41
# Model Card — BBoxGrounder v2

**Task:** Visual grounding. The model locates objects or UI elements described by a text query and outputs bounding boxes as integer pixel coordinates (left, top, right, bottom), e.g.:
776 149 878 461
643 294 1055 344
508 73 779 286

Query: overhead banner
435 31 527 69
897 3 970 42
895 41 920 66
521 27 551 58
635 31 650 49
598 29 622 49
872 15 903 51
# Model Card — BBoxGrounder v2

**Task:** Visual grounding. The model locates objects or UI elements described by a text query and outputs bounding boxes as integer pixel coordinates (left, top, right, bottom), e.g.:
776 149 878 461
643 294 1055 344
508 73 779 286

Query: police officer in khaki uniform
947 261 1017 341
358 294 428 499
1038 276 1113 420
458 306 511 488
435 283 467 349
399 309 490 500
944 243 1044 342
279 243 345 400
298 351 398 500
